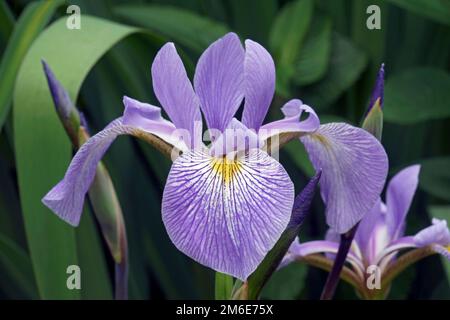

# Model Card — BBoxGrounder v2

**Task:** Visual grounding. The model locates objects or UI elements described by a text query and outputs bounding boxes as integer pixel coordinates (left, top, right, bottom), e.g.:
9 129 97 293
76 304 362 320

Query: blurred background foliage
0 0 449 299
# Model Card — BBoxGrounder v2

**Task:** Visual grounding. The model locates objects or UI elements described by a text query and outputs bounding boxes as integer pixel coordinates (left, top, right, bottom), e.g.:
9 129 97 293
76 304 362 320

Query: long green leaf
114 4 228 54
0 1 14 45
0 0 63 132
293 13 332 86
384 67 450 124
386 0 450 26
0 233 38 299
14 16 137 299
215 272 234 300
269 0 314 68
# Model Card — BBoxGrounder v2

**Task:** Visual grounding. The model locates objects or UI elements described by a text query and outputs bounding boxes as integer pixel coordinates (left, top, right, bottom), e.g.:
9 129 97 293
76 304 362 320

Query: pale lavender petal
241 40 275 130
209 118 261 157
414 218 450 247
43 99 180 226
386 165 421 240
355 199 389 263
151 43 202 147
123 96 189 151
300 123 389 234
194 33 244 132
279 237 302 269
258 99 320 141
162 149 294 280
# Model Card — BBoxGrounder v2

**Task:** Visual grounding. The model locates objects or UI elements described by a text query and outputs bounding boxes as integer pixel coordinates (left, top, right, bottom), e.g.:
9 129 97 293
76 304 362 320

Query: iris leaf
293 13 332 86
420 157 450 202
385 0 450 27
0 1 14 45
13 16 137 299
0 233 38 299
215 272 234 300
269 0 314 69
384 67 450 124
0 0 63 132
301 32 367 110
113 4 229 54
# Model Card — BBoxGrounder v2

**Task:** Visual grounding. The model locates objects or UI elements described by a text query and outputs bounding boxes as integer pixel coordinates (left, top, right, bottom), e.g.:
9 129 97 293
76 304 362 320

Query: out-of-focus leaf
261 263 307 299
419 157 450 202
76 208 113 299
269 0 313 68
13 16 137 299
228 0 277 45
386 0 450 26
0 1 14 45
0 0 63 132
215 272 233 300
428 205 450 286
301 33 367 110
384 68 450 124
293 13 332 86
114 4 228 53
0 233 38 299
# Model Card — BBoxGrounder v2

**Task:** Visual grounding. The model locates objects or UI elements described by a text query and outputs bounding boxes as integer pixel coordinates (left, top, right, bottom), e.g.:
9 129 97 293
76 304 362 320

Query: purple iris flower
282 165 450 280
42 33 387 280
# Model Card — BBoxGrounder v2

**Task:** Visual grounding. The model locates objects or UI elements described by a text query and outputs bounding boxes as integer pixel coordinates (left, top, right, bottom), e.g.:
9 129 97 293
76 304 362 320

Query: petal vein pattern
162 149 294 280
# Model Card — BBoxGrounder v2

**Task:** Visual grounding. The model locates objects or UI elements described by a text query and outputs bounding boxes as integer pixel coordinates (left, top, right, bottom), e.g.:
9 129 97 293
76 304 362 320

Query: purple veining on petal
194 32 245 132
151 43 202 147
161 148 294 280
242 39 275 130
300 123 389 233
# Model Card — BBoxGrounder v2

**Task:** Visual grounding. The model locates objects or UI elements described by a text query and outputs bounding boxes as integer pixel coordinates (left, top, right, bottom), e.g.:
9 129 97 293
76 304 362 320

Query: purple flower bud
368 63 385 112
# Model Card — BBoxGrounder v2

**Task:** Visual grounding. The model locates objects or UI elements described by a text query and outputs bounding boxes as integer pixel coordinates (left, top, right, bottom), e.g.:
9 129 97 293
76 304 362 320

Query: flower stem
114 215 128 300
320 223 359 300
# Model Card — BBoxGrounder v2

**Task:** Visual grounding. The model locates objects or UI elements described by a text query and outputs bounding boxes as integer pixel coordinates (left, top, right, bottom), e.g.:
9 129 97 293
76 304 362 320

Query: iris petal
242 40 275 130
300 123 388 233
385 165 421 240
194 32 244 132
151 43 202 146
258 99 320 143
161 149 294 280
42 98 181 226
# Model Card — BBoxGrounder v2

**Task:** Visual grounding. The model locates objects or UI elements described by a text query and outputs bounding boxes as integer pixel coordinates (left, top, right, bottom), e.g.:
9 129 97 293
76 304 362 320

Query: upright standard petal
241 40 275 130
194 33 245 132
162 149 294 280
385 165 421 240
151 43 202 146
43 98 181 226
300 123 389 233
